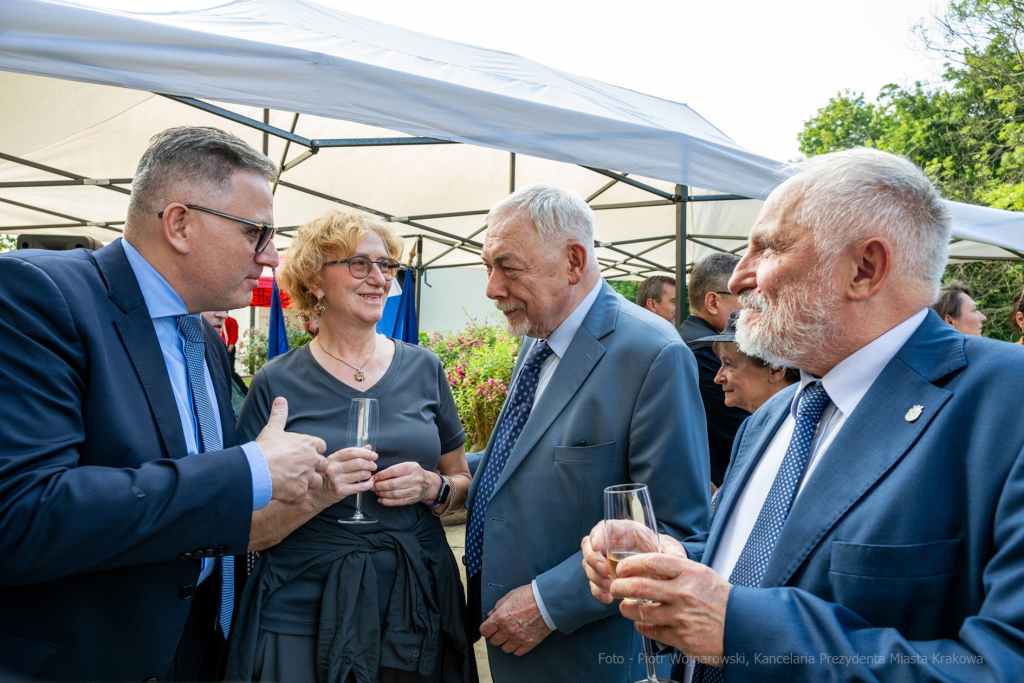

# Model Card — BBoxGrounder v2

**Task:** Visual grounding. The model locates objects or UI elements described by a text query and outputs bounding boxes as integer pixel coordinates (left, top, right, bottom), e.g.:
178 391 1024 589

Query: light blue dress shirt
122 238 272 583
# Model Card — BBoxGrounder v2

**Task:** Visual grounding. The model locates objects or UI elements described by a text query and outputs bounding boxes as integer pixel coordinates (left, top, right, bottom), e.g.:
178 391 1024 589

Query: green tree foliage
799 0 1024 339
607 280 639 303
0 235 15 254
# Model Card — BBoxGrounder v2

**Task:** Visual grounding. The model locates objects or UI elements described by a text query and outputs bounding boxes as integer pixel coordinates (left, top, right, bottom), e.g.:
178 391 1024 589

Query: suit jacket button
144 678 160 682
178 585 195 600
201 548 214 558
179 552 193 560
461 555 467 566
215 545 228 556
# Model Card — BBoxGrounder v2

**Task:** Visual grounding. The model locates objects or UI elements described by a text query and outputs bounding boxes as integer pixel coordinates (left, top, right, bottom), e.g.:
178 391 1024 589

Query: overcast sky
315 0 949 163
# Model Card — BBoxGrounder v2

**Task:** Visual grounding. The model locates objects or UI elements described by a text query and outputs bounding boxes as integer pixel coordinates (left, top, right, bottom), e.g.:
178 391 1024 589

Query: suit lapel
703 395 792 565
489 282 618 499
760 313 963 587
94 240 188 460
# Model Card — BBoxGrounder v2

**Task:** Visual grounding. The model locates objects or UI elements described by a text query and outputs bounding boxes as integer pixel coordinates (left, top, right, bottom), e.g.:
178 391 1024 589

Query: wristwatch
433 474 451 507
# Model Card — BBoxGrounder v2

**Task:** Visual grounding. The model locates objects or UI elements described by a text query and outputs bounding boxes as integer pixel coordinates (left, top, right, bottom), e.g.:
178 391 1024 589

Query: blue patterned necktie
465 340 555 577
176 315 234 639
694 382 830 683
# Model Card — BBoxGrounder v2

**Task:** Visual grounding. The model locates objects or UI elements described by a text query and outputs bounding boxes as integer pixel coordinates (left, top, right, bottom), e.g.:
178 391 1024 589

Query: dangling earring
314 297 326 317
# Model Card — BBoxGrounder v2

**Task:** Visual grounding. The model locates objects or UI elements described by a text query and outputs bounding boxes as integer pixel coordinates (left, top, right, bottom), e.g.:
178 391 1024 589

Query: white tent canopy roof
1 0 1022 273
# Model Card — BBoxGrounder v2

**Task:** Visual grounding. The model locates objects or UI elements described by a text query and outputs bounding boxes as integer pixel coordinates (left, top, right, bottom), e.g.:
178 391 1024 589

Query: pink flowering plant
421 316 521 451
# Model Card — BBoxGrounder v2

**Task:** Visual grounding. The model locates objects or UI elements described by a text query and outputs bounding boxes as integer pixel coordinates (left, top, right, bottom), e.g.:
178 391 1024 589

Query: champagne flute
604 483 676 683
337 398 378 525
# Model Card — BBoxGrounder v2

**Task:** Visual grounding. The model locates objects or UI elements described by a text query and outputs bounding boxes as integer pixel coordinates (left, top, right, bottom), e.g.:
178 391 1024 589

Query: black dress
226 341 478 683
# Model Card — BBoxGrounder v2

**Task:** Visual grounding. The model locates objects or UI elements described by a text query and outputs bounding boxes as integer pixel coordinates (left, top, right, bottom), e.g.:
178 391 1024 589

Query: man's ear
704 291 719 314
768 365 788 385
847 237 892 302
566 242 588 285
160 203 192 256
645 298 658 313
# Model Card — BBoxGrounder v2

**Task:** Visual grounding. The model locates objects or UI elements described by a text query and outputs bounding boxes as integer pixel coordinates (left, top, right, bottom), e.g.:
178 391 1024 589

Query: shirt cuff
532 579 558 632
242 441 272 511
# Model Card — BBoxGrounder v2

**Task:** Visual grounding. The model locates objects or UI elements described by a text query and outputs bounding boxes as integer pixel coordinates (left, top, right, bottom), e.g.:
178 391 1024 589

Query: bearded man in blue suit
584 148 1024 681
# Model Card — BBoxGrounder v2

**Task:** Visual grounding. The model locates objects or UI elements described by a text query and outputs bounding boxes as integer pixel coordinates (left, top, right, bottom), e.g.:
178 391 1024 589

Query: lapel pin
905 405 924 422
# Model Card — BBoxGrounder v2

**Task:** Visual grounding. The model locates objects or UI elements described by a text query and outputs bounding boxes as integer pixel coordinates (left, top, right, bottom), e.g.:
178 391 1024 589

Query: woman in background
227 207 476 683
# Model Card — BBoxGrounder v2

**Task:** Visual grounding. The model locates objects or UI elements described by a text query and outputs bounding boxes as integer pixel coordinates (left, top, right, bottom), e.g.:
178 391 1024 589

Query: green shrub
238 328 268 375
422 317 521 451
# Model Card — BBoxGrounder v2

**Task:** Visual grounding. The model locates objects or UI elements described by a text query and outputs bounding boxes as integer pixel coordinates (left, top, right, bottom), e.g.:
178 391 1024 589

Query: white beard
734 275 841 370
495 300 531 338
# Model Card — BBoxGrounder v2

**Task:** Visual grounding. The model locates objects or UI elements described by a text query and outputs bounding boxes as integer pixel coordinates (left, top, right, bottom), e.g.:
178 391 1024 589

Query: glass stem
643 636 658 682
354 491 363 517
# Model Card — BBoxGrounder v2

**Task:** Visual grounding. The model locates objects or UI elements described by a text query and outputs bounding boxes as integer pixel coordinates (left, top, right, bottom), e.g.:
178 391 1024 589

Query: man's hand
371 462 437 507
480 584 553 656
309 446 378 510
611 553 731 665
581 521 687 604
255 397 328 503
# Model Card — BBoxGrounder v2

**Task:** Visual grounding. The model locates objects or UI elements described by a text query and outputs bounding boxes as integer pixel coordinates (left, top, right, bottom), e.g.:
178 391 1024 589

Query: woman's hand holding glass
309 446 378 510
371 462 441 507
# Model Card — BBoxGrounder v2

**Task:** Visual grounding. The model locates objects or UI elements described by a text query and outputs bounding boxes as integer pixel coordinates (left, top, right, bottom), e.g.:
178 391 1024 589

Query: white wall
418 267 495 333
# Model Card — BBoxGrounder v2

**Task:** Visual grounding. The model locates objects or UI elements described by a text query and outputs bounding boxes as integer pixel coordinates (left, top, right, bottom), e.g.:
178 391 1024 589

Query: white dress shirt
505 279 603 632
710 308 928 581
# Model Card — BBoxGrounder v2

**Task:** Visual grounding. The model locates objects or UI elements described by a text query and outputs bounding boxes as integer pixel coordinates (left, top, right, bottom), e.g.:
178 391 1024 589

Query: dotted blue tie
176 315 234 639
465 340 554 577
694 383 830 683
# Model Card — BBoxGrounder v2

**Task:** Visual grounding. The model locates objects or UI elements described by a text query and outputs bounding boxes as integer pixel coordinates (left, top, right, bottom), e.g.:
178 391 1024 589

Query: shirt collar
121 237 189 320
528 278 604 359
791 308 929 419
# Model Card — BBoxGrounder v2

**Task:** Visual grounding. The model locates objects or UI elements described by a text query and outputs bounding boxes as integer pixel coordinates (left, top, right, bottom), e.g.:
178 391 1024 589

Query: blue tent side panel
393 276 418 344
267 271 290 359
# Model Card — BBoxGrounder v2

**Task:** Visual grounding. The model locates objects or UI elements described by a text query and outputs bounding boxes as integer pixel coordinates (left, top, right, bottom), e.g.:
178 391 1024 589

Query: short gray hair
785 148 951 304
688 253 740 312
127 126 277 223
487 182 596 266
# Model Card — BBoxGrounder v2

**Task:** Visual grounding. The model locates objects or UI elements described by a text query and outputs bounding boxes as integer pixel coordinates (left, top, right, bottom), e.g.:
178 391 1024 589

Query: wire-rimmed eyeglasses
324 257 402 281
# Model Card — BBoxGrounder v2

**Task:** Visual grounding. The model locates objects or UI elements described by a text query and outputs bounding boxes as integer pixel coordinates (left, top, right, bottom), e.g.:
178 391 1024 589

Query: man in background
467 182 709 683
677 253 748 487
636 275 676 323
222 312 239 367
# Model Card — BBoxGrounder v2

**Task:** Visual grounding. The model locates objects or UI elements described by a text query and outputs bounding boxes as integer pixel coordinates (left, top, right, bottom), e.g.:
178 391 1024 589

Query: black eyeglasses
324 257 402 281
157 205 275 253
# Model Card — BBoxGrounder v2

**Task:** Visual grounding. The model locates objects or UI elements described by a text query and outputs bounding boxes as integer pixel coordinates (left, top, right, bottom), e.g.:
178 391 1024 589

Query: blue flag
375 275 418 344
267 269 289 359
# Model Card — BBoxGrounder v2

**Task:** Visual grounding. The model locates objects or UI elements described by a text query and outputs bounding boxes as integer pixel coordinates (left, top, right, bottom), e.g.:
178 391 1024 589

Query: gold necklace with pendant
316 336 378 382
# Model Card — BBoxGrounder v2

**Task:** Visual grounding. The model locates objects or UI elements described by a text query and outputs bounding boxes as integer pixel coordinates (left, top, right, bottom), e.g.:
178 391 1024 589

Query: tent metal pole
688 194 750 202
688 236 734 255
581 167 676 201
250 306 256 334
0 152 131 196
275 180 484 250
272 113 301 195
1 222 123 232
598 234 675 247
675 185 688 327
586 176 624 202
510 153 516 193
0 179 133 189
263 109 270 156
415 236 424 330
592 200 674 211
388 209 489 222
313 137 458 148
423 262 483 270
603 243 673 273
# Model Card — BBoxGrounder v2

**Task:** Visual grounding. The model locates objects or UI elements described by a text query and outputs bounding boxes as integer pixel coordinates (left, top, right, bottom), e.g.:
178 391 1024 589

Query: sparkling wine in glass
337 398 378 525
604 483 676 683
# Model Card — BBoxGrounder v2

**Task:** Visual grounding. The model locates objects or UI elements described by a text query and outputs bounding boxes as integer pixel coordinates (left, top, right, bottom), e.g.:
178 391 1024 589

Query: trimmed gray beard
495 300 531 338
734 277 841 370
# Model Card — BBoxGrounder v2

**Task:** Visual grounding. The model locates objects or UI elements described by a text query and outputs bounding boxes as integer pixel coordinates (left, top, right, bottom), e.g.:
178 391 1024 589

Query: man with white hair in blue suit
583 148 1024 681
465 182 711 682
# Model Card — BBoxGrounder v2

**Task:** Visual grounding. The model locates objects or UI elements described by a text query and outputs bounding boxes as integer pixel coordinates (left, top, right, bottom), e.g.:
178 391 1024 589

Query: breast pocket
552 441 619 548
828 538 962 639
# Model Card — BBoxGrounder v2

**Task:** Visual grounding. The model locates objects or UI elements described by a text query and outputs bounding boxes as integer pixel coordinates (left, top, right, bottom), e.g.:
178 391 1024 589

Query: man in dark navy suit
585 148 1024 681
0 127 330 682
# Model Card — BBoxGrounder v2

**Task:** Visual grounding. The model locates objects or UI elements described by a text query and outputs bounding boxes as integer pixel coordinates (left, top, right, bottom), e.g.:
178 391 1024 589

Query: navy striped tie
176 315 234 639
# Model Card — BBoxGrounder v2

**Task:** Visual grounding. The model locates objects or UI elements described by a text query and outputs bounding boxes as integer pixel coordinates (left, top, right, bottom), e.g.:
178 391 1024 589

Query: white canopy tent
1 0 1023 326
